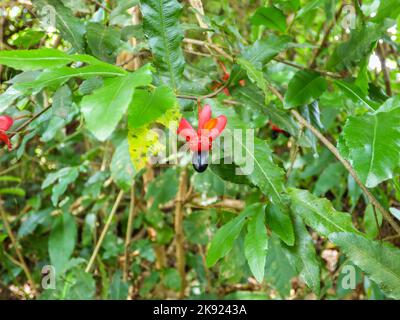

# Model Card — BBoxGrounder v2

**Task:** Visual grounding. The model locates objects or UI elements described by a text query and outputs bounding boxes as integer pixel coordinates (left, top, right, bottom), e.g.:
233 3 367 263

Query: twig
372 205 382 240
123 184 136 281
85 190 124 273
9 105 52 139
268 84 400 236
177 82 228 101
376 43 392 96
183 38 234 62
88 0 111 13
310 5 344 68
174 168 188 299
273 57 343 79
0 201 38 296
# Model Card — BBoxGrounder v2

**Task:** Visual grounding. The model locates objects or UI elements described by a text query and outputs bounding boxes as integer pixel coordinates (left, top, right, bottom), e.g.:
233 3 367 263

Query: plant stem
85 190 124 273
0 201 37 296
174 168 187 299
123 184 136 281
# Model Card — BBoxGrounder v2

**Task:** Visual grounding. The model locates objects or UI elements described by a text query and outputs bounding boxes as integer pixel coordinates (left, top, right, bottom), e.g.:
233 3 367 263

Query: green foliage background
0 0 400 300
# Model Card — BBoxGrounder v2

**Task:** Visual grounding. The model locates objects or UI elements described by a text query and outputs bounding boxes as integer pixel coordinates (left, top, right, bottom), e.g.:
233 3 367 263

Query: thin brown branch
174 168 188 299
123 184 136 281
376 43 392 96
0 201 37 296
268 84 400 236
85 190 124 273
9 105 52 139
177 82 228 101
310 5 344 68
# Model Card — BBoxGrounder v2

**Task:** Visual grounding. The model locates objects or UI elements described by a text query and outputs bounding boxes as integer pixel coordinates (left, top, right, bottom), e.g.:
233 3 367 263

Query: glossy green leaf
284 70 327 108
363 204 382 239
250 6 286 32
244 205 268 283
141 0 185 89
128 86 176 129
81 66 152 141
338 107 400 188
288 188 359 237
206 203 262 267
329 232 400 299
16 65 126 91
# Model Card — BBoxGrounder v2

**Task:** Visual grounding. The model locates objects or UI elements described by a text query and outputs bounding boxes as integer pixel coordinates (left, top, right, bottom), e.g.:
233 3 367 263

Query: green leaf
0 48 124 73
109 270 129 300
266 204 295 246
265 234 296 297
110 139 136 192
141 0 185 89
35 0 86 52
288 188 359 237
250 6 286 32
334 80 378 111
0 48 78 71
363 204 382 239
81 65 152 141
211 101 287 208
86 22 122 63
329 232 400 299
284 70 327 108
327 23 385 71
283 216 320 295
338 107 400 188
42 167 80 206
236 58 268 95
16 65 126 91
244 205 268 283
49 212 77 274
0 188 26 197
206 203 262 267
128 86 176 129
18 209 52 238
297 0 327 18
371 0 400 25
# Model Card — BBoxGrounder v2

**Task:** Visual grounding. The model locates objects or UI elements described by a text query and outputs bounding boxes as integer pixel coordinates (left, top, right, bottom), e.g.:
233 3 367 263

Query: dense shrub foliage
0 0 400 300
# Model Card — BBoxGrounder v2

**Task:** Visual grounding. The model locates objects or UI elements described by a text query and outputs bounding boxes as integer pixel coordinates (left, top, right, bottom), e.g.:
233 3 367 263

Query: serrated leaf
339 107 400 188
244 205 268 283
49 212 77 274
211 101 287 207
81 66 152 141
288 188 359 237
141 0 185 89
207 203 262 267
329 232 400 299
284 70 327 108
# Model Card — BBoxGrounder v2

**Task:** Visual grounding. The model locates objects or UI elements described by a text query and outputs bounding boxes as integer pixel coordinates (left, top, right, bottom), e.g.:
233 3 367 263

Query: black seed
192 151 208 173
